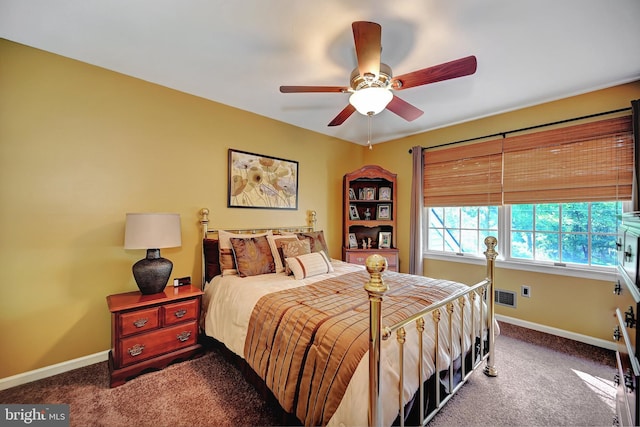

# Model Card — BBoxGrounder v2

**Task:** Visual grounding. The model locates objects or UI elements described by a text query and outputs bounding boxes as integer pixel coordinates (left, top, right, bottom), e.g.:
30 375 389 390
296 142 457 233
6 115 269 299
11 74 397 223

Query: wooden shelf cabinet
343 165 399 272
106 285 204 387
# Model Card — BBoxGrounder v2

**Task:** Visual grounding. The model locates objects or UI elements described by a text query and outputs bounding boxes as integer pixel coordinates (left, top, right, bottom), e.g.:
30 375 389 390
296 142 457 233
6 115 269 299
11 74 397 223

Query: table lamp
124 213 182 294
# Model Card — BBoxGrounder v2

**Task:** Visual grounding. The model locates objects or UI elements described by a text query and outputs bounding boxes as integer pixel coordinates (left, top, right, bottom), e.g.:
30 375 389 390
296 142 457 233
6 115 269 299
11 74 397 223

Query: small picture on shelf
363 187 376 200
379 187 391 200
349 205 360 220
348 233 358 248
348 188 357 200
377 204 391 220
379 231 391 248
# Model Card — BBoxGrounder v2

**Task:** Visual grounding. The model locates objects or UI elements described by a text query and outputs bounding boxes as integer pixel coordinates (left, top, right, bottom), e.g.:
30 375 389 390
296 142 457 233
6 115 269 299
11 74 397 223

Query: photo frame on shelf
349 205 360 220
379 231 391 248
363 187 376 200
377 204 391 220
348 233 358 248
379 187 391 201
349 188 357 200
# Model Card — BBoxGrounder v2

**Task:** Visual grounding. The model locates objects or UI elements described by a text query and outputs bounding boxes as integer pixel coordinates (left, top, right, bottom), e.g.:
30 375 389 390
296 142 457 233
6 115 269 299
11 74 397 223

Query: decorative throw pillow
218 230 272 276
282 239 311 275
286 251 334 280
267 234 300 273
296 231 330 257
229 236 275 277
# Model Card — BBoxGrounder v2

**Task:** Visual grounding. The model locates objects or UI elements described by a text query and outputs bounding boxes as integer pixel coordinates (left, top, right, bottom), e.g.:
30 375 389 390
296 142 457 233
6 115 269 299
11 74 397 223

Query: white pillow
286 251 334 280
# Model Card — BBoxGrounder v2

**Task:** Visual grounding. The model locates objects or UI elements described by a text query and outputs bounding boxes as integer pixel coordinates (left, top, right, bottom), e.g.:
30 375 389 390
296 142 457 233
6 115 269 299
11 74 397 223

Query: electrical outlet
521 285 531 298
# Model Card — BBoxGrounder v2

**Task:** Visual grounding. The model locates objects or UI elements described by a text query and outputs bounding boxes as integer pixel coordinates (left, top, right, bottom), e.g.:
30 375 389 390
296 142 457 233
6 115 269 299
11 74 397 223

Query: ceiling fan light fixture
349 87 393 116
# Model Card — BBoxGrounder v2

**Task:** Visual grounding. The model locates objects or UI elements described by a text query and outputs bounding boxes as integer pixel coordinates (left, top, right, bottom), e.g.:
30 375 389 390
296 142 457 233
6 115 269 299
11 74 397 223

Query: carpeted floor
0 322 616 427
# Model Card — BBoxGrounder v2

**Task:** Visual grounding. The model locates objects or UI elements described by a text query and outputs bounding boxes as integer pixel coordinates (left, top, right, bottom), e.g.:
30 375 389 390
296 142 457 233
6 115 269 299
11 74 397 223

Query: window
426 201 623 270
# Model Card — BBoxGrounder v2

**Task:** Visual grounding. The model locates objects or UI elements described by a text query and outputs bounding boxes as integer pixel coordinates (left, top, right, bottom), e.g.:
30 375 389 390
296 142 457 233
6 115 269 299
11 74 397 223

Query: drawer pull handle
625 245 633 262
174 309 187 318
625 368 635 391
613 326 621 341
128 344 144 357
614 373 620 386
613 280 622 295
177 331 191 342
625 306 636 328
133 318 148 328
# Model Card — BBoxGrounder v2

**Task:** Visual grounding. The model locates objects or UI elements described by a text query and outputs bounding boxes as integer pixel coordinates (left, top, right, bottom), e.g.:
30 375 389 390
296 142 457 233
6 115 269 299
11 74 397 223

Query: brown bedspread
243 269 466 426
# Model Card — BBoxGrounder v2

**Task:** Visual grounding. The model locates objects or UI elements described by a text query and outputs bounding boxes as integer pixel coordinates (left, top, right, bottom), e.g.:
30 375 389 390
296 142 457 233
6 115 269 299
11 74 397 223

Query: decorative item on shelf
379 231 391 248
349 188 357 200
377 204 391 220
364 208 371 220
379 187 391 200
124 213 182 295
349 205 360 220
349 233 358 249
363 187 376 200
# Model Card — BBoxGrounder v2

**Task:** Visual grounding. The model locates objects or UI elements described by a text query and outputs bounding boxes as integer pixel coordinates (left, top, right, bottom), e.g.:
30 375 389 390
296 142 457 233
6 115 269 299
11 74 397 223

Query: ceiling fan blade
280 86 347 93
328 104 356 127
386 95 424 122
352 21 381 78
391 55 477 90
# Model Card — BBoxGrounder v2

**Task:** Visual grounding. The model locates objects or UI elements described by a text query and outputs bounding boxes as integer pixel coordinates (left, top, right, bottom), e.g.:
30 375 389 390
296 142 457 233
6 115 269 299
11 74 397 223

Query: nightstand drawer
162 298 199 325
119 307 160 337
119 321 198 367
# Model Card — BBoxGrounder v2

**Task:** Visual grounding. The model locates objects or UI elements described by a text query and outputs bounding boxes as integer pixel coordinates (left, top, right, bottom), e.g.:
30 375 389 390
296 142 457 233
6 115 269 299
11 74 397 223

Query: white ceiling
2 0 640 145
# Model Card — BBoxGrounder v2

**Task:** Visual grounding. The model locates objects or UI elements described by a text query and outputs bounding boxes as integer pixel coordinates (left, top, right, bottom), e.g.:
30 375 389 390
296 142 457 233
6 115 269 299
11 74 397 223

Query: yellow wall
0 39 363 378
2 37 639 379
365 80 640 343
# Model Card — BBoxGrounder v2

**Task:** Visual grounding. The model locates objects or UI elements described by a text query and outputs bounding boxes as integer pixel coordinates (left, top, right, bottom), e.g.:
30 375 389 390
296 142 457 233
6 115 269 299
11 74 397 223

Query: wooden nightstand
106 285 204 387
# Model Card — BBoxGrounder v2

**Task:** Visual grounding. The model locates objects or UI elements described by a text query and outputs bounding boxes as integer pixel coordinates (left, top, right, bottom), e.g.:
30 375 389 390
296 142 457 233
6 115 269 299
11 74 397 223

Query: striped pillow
286 251 334 280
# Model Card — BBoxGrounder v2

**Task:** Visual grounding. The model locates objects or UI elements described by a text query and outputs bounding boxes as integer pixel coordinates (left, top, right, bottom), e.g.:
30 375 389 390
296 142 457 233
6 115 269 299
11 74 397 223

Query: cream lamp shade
124 213 182 294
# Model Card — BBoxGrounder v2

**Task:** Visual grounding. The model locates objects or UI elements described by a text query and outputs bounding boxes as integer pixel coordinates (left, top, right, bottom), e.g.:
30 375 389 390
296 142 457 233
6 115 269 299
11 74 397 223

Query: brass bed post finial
483 236 498 377
364 254 389 427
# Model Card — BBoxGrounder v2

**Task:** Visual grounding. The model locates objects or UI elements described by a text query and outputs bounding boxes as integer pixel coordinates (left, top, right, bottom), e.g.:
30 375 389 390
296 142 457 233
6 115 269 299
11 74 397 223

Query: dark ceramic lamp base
132 249 173 294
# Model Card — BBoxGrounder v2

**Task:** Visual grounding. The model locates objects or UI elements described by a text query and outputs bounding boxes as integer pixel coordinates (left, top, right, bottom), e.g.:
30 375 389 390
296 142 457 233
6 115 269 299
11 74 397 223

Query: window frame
423 202 627 281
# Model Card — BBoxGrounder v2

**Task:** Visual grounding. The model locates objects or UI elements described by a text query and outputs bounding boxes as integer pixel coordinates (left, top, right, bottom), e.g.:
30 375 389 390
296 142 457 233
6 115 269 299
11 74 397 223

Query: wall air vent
495 289 517 308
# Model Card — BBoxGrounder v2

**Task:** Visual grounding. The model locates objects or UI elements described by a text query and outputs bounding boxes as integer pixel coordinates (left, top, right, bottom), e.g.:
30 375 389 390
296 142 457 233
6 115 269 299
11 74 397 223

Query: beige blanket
244 269 462 426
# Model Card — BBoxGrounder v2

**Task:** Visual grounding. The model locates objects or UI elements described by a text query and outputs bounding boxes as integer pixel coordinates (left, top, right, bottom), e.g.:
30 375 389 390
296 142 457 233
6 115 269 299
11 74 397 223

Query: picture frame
348 188 357 200
228 149 298 209
363 187 376 200
379 231 392 248
377 204 391 220
379 186 391 201
349 205 360 220
348 233 358 249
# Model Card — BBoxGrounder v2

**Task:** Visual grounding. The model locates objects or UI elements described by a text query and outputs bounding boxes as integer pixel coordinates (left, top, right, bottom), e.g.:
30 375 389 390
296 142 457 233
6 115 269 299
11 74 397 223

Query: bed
198 208 498 427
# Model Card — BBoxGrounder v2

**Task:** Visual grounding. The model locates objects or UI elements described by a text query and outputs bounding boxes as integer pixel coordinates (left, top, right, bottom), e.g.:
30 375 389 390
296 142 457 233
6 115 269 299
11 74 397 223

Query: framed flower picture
228 149 298 209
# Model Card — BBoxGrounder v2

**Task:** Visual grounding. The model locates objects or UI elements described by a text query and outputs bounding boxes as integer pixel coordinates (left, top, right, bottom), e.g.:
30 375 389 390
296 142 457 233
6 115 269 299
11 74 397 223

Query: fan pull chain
367 112 373 150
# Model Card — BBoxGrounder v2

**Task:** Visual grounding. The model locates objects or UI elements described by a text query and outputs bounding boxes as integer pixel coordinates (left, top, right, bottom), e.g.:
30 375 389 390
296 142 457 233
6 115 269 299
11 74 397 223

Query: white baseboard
496 314 616 351
0 350 109 391
0 317 615 391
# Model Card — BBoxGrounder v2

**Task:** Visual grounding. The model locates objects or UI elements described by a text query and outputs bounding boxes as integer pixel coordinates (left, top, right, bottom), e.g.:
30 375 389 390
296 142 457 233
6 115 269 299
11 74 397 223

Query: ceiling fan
280 21 477 127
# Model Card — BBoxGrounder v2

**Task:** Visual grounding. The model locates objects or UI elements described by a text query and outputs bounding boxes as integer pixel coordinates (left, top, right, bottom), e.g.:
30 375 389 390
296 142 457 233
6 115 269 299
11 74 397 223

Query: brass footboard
364 236 498 427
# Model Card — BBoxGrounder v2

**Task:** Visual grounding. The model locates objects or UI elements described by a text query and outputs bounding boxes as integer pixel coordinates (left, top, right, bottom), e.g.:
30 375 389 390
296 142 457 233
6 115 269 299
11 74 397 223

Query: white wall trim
497 314 616 351
0 350 109 391
1 317 614 391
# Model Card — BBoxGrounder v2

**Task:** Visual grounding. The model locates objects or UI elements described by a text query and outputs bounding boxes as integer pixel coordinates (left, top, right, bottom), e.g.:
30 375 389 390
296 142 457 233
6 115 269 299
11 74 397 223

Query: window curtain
633 100 640 211
423 115 633 207
409 146 424 275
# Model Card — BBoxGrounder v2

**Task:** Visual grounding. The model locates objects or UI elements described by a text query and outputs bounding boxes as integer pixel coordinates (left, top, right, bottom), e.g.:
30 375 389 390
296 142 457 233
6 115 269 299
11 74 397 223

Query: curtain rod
408 106 632 154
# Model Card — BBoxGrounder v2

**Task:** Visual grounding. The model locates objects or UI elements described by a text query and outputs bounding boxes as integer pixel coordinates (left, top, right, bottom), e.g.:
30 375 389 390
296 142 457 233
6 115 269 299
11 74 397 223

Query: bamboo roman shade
424 115 633 207
424 138 503 207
